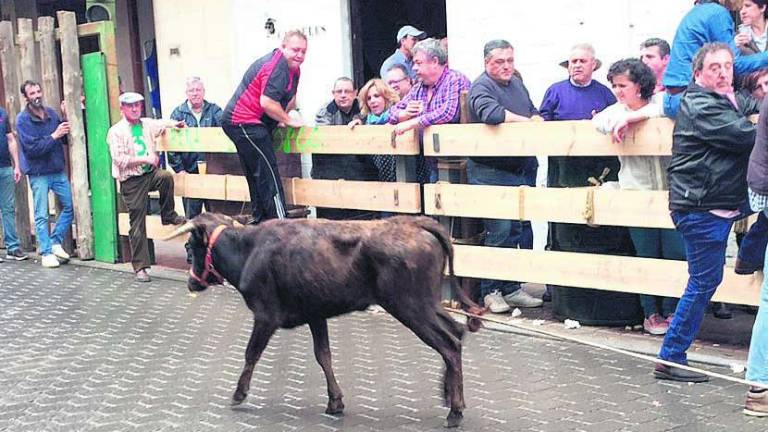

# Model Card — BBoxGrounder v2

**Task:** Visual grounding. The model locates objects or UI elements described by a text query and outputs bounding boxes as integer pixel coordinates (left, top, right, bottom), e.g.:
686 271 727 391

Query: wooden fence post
38 16 75 253
57 11 93 260
0 20 32 251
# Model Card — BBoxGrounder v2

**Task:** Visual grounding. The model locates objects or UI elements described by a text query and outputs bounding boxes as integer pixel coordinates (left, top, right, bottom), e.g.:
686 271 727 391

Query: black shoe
542 286 553 302
654 363 709 383
713 302 733 319
161 214 187 226
735 258 762 275
6 249 28 261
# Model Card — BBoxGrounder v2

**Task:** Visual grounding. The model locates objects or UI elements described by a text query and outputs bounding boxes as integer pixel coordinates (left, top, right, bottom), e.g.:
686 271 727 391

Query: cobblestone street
0 260 765 432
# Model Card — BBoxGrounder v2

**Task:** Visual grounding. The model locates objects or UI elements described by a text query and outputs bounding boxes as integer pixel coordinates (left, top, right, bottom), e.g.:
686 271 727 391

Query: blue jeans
0 166 20 251
29 172 74 256
659 210 733 364
467 160 533 297
747 211 768 386
738 212 768 268
629 227 685 318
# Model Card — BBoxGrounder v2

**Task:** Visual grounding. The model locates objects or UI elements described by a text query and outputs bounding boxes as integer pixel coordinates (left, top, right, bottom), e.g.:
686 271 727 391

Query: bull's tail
416 218 485 332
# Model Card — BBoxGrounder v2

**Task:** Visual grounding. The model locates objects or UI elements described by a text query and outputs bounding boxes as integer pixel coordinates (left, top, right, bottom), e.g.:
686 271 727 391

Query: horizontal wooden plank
157 128 236 153
424 184 674 228
173 173 227 200
117 217 759 306
452 245 760 306
224 176 421 213
284 178 422 213
423 118 674 157
156 125 420 155
274 125 420 155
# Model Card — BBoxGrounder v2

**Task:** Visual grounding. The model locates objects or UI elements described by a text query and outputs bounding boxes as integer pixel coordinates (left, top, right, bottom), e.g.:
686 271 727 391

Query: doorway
349 0 446 87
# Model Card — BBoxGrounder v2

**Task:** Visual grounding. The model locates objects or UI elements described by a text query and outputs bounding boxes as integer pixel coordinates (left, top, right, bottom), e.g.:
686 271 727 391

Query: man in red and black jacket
222 30 306 224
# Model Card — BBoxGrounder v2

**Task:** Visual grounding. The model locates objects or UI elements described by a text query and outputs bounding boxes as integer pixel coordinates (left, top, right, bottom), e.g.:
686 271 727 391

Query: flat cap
118 92 145 104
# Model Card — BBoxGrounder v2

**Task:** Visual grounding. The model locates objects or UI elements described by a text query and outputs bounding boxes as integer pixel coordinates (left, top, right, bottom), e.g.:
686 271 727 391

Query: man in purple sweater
539 44 632 310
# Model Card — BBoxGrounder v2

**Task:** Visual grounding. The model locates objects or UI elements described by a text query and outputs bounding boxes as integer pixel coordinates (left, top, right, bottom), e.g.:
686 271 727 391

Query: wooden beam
283 178 422 212
424 118 675 157
58 11 94 260
157 125 421 155
0 20 32 250
38 17 59 109
219 176 422 213
452 245 760 306
117 215 759 306
17 18 38 84
424 184 675 229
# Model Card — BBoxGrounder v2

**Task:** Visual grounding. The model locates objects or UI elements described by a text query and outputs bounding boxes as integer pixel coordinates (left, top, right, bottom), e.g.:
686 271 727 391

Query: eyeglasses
387 77 408 86
332 89 355 95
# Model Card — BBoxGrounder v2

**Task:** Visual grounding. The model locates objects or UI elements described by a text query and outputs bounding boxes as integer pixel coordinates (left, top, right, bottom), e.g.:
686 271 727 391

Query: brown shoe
162 214 187 226
135 269 151 282
745 389 768 417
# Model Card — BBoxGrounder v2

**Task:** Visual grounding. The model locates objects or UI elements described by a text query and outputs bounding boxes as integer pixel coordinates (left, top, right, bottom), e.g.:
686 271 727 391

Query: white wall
153 0 235 114
230 0 352 123
446 0 690 106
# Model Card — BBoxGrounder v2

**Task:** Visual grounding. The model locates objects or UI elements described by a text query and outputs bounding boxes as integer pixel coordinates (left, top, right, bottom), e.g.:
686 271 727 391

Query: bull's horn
161 221 197 240
223 214 244 227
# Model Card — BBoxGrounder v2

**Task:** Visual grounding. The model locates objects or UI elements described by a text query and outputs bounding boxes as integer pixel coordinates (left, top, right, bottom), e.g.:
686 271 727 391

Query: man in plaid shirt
389 38 470 183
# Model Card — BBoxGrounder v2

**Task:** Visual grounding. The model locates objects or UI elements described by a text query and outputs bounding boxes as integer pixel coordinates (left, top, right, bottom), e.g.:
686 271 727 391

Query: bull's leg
386 307 465 428
309 319 345 415
232 318 277 406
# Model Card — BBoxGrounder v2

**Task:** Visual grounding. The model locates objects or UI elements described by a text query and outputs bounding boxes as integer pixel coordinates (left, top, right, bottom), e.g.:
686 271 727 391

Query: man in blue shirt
15 80 73 268
663 0 768 116
379 25 425 79
0 105 28 262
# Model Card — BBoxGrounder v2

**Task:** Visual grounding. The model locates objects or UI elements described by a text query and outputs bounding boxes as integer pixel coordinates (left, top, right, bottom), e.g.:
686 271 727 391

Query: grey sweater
468 72 538 172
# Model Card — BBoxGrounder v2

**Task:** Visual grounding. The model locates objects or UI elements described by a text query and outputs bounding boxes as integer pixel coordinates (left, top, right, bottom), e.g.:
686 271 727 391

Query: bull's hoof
444 411 463 428
325 398 345 415
231 389 248 406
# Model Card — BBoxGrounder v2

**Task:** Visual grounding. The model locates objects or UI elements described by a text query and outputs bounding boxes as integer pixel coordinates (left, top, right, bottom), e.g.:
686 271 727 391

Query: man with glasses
380 25 426 79
385 64 413 99
313 77 378 220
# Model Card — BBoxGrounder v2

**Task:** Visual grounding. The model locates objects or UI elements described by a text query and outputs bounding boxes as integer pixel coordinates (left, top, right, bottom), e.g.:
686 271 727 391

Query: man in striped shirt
389 38 470 183
222 30 306 224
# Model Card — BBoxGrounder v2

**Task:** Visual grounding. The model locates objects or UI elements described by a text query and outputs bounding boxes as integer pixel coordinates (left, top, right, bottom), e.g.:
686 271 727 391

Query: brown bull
165 213 484 428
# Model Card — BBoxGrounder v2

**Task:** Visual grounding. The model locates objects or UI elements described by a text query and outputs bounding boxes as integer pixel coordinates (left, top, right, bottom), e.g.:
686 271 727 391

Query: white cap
118 92 144 104
396 25 425 42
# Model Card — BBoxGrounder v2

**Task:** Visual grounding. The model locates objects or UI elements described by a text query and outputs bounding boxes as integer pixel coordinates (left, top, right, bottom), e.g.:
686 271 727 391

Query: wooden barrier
124 117 760 306
424 184 674 229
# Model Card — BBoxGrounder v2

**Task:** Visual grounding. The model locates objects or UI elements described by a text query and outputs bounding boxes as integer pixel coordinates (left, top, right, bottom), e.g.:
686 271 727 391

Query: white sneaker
504 290 544 308
52 244 70 262
41 254 60 268
484 290 511 313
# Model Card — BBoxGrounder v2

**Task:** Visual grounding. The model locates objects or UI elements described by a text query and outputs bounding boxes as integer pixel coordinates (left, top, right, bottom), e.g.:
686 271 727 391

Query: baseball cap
119 92 145 104
396 25 426 42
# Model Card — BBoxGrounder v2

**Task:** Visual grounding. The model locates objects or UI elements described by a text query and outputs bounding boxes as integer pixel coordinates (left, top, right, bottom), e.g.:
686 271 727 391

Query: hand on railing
612 119 629 143
348 118 363 130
